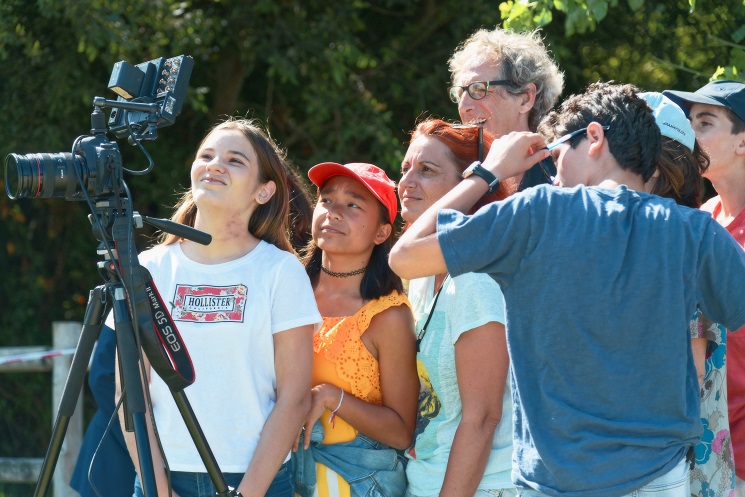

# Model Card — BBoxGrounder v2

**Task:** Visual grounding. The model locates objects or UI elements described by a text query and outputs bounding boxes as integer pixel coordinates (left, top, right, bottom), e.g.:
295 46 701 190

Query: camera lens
5 153 83 199
4 154 22 199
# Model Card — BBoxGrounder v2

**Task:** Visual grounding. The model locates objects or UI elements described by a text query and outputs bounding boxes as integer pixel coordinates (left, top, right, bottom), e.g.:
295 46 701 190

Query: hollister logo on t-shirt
171 284 247 323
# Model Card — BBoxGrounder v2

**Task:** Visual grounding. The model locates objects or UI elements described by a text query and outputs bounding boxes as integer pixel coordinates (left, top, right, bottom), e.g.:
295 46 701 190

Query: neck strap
416 274 449 353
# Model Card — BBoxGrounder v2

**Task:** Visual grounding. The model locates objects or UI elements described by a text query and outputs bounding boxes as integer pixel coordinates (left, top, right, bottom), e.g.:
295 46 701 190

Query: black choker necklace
321 265 367 278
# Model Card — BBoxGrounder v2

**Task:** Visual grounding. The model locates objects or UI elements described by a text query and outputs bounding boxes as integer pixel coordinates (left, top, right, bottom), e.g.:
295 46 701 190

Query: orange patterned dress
310 291 411 497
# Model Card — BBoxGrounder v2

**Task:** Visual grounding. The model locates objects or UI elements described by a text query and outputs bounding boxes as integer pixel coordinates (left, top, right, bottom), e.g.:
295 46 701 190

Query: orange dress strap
313 291 411 405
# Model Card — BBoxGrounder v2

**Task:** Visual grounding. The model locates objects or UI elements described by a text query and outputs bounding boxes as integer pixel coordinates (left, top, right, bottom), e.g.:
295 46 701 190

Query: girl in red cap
293 162 418 497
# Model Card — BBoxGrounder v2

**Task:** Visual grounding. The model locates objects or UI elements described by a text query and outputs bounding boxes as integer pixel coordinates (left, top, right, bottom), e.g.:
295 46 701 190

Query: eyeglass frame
545 125 611 151
449 80 514 104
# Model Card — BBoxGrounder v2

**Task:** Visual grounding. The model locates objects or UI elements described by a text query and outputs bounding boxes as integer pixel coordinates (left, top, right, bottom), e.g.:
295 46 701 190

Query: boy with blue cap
665 80 745 496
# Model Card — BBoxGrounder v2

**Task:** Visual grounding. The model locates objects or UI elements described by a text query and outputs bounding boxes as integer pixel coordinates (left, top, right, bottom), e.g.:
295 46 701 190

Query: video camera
4 54 245 497
4 54 193 201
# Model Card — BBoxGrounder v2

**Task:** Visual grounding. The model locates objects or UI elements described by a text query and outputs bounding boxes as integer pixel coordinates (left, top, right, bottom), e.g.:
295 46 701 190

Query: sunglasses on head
451 123 484 162
545 125 611 151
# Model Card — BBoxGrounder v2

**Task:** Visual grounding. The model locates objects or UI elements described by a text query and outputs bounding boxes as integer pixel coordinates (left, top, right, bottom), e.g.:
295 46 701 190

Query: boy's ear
586 122 607 158
735 131 745 157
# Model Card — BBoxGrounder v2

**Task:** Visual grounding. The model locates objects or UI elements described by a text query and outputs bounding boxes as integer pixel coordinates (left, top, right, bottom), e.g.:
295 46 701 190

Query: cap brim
662 89 726 116
308 162 360 188
308 162 396 223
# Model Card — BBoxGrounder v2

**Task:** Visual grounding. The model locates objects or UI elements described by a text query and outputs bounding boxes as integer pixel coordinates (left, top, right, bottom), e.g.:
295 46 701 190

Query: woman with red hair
399 118 520 497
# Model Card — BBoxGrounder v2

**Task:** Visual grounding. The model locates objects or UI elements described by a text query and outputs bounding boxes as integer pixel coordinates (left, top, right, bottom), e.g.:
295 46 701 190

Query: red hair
410 118 517 210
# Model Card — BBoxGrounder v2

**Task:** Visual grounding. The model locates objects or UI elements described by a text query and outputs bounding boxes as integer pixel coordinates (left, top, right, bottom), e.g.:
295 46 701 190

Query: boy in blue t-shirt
390 82 745 497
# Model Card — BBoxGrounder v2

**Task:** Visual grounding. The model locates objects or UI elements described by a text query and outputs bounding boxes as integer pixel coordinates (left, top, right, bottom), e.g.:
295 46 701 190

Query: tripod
33 198 240 497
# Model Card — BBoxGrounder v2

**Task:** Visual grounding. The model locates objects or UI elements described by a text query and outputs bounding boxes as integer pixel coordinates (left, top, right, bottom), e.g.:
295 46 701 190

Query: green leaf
501 0 538 31
710 66 743 82
733 24 745 43
627 0 644 11
730 48 745 72
534 7 554 27
587 0 610 22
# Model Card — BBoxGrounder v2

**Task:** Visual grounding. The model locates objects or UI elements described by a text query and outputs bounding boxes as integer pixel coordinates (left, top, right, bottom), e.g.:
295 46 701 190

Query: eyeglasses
545 125 611 150
452 123 484 162
541 126 610 185
449 80 513 104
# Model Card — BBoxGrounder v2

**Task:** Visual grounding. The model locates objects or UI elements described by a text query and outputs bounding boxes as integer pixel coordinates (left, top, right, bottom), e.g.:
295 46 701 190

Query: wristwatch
462 161 500 194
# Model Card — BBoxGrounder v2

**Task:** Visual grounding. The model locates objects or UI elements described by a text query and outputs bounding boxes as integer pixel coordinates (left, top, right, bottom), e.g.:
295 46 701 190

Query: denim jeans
293 422 405 497
516 457 689 497
406 488 518 497
133 461 293 497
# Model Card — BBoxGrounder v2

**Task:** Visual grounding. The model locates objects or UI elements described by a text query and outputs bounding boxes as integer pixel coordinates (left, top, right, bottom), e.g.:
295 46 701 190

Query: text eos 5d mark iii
4 54 193 201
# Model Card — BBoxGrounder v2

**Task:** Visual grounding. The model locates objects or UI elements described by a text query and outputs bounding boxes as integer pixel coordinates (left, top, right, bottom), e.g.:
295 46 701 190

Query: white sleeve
270 255 322 334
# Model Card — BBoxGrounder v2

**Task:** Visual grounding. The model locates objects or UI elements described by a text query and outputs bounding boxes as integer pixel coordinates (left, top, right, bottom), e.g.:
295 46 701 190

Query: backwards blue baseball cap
640 92 696 151
663 80 745 124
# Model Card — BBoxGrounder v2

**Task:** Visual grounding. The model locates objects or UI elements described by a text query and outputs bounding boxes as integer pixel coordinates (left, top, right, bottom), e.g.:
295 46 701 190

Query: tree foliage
2 1 745 491
500 0 745 84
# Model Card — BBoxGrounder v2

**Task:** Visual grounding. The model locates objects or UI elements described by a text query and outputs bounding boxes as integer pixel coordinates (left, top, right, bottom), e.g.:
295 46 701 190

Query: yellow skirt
312 463 351 497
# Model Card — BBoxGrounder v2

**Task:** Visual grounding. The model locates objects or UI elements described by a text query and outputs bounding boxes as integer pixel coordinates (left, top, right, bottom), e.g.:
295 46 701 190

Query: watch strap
463 161 500 194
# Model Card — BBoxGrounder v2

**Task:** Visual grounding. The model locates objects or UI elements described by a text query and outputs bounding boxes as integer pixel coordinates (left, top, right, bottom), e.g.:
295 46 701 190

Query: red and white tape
0 348 76 366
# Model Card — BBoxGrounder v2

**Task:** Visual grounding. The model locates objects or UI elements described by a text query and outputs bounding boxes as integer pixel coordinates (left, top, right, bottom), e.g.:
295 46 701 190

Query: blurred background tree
1 0 744 494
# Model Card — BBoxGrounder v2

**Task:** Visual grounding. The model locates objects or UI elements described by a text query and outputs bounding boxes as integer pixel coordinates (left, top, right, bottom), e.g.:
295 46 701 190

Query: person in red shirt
665 80 745 495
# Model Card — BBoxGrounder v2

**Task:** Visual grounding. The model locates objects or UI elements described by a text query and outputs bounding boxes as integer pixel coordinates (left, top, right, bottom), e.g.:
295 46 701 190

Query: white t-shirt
406 272 513 495
107 241 321 472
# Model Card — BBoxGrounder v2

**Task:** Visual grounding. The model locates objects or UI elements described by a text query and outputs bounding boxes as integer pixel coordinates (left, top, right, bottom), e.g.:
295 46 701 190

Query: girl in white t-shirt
118 118 321 497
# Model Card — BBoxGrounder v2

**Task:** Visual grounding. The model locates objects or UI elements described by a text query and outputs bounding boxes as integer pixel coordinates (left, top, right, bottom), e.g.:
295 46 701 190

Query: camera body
6 132 121 200
4 55 193 201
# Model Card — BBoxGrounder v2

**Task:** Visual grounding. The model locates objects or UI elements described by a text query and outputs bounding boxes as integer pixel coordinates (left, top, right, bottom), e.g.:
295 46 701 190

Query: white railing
0 321 83 497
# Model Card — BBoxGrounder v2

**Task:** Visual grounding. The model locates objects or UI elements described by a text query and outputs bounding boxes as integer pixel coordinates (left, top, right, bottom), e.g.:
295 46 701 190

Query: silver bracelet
328 389 345 426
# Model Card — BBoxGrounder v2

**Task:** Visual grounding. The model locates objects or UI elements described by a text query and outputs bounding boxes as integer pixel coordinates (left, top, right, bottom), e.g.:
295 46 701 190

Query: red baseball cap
308 162 398 224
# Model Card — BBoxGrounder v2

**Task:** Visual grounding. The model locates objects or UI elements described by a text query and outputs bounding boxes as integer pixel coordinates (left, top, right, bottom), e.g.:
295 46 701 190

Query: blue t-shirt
437 184 745 497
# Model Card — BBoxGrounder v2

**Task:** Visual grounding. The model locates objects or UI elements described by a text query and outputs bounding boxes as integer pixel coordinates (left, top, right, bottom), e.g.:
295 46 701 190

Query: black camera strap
415 274 449 353
113 217 195 391
141 269 195 389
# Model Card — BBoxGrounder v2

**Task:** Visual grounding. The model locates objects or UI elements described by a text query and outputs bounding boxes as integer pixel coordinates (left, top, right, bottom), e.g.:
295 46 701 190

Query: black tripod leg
171 391 231 496
34 286 108 497
113 284 158 497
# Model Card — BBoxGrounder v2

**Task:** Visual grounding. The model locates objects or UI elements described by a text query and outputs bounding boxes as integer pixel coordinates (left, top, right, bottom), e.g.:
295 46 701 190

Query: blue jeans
293 422 405 497
133 461 293 497
516 457 689 497
406 488 518 497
